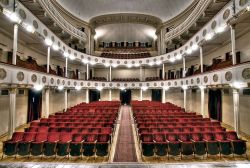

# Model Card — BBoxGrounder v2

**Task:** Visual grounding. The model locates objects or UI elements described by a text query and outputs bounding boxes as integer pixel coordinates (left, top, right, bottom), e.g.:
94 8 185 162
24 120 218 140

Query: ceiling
56 0 194 22
95 23 156 42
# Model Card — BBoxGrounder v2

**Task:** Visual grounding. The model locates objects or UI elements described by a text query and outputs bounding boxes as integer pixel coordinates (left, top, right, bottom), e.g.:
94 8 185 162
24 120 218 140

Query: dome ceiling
56 0 194 22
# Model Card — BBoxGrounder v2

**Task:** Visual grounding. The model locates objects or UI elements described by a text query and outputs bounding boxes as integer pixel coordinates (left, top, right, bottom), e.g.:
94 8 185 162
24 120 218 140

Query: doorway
151 89 162 102
27 89 42 122
89 89 100 102
208 89 222 121
120 89 132 105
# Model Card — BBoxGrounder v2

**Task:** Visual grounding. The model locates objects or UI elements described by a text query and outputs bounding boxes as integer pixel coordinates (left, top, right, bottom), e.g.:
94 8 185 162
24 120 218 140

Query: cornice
89 13 162 29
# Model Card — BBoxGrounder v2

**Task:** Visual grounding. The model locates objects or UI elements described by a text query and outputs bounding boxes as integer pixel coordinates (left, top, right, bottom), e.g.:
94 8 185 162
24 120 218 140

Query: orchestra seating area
112 78 140 82
145 77 162 81
132 101 247 159
2 101 120 159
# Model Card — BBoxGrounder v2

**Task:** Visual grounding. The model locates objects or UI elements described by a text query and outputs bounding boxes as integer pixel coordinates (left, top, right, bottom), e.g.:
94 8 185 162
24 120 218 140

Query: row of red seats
112 78 140 82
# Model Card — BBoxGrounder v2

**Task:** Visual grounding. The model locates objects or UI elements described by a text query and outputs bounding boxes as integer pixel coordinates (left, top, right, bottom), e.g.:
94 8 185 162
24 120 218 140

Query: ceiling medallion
50 78 54 84
191 79 194 84
213 74 219 82
95 83 98 86
204 76 208 83
33 20 39 29
211 20 217 30
223 9 231 20
68 81 71 86
19 9 26 20
87 82 91 86
139 83 142 87
102 83 105 87
117 83 120 87
197 78 200 84
147 83 150 86
175 81 177 86
17 72 24 82
74 82 77 86
154 83 157 86
81 82 84 86
181 81 183 85
57 79 60 85
62 80 65 85
124 83 128 87
132 83 135 87
186 80 188 85
42 76 47 83
239 0 249 6
225 71 232 81
168 82 171 86
0 68 7 80
109 83 113 87
242 68 250 79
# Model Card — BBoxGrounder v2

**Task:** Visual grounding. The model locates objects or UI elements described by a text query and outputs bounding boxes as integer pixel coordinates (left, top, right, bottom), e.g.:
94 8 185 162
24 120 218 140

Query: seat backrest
35 133 48 142
98 134 110 142
214 132 226 141
179 133 190 141
11 132 24 141
59 133 72 143
203 133 214 141
167 134 178 141
154 134 165 142
23 132 36 142
72 134 84 142
47 132 60 142
226 131 238 140
38 126 49 133
141 134 153 142
191 133 202 141
85 134 97 142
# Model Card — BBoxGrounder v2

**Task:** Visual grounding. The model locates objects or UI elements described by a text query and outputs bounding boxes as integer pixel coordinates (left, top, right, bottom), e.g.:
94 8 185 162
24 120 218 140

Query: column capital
9 87 17 94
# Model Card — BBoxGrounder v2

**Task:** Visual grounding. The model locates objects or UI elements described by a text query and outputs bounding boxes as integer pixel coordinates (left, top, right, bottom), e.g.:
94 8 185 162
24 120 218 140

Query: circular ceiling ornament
19 9 26 20
81 82 84 86
181 81 183 85
168 82 171 86
239 0 249 6
196 36 199 42
109 83 113 87
191 79 194 84
43 29 48 37
242 68 250 79
154 83 157 86
95 83 98 86
0 68 7 80
197 78 200 84
50 78 54 84
139 83 142 87
33 20 38 29
51 36 55 42
117 83 120 87
223 9 231 20
57 79 60 85
17 72 24 82
225 71 232 81
62 80 65 85
58 41 61 47
211 20 217 29
213 74 219 82
42 76 46 83
146 60 149 63
102 59 105 63
124 61 127 64
146 83 150 87
68 81 71 86
204 76 208 83
132 83 135 87
87 82 91 86
95 58 98 62
139 60 142 64
74 82 77 86
161 82 164 86
174 81 177 86
124 83 128 87
0 0 9 5
202 29 207 37
186 80 189 85
102 83 105 87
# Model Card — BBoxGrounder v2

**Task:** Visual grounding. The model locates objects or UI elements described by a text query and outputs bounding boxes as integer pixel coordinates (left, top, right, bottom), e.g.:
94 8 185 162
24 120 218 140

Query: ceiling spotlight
169 57 176 62
192 44 199 51
186 48 192 54
230 82 247 89
82 59 89 64
3 9 21 23
163 86 169 90
127 64 132 68
120 87 125 90
52 44 59 51
57 85 64 91
63 52 69 58
45 38 53 46
112 63 118 68
176 54 182 60
215 25 226 33
25 24 35 33
156 61 162 65
182 85 188 90
246 6 250 11
90 61 96 65
75 86 82 91
33 84 44 91
149 62 154 66
69 55 75 60
205 32 214 41
199 85 206 90
104 63 110 67
96 86 103 91
141 86 148 91
134 63 140 67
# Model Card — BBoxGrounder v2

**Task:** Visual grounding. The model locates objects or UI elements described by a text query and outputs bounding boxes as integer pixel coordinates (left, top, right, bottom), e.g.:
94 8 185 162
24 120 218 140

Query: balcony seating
112 78 140 82
145 77 161 81
132 100 247 159
100 52 151 59
91 77 107 81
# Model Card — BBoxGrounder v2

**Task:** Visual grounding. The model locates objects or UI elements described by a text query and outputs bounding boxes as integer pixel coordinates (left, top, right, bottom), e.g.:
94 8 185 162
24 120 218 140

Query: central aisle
113 105 138 162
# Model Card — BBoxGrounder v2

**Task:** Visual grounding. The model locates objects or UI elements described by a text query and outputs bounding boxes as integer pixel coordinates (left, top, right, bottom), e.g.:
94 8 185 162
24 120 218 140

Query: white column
183 89 187 111
109 89 112 101
12 24 18 65
64 89 68 111
8 88 16 138
45 88 50 117
46 47 51 73
230 25 236 65
183 57 186 78
162 89 166 103
200 87 205 116
162 63 165 80
86 88 89 103
140 66 143 81
233 88 240 136
65 57 68 78
199 46 204 73
86 63 89 80
109 66 112 81
140 89 143 101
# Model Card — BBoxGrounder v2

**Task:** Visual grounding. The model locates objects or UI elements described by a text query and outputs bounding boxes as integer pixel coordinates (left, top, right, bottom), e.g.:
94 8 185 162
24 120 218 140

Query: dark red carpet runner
113 106 138 162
